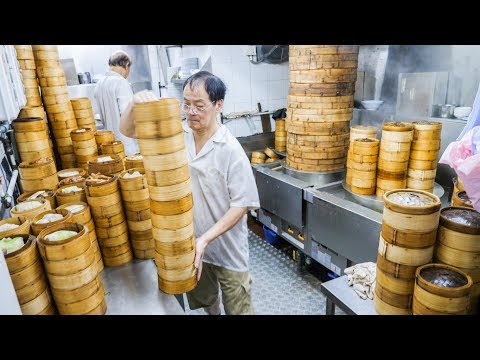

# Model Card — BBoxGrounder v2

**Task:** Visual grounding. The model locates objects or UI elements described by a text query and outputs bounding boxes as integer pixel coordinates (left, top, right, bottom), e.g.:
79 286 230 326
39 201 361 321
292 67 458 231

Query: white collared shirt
94 71 140 155
184 123 260 272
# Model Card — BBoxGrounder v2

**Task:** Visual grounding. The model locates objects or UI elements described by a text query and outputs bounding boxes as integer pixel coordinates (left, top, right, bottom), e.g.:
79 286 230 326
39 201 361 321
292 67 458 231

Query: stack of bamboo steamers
133 98 197 294
287 45 359 172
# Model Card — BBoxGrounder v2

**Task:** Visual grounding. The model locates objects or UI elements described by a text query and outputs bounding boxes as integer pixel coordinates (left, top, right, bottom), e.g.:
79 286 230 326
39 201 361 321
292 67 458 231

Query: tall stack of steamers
287 45 359 172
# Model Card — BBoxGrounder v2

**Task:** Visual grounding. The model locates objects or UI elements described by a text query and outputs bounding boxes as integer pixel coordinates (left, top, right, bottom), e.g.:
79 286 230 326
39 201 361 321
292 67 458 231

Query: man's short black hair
183 71 227 102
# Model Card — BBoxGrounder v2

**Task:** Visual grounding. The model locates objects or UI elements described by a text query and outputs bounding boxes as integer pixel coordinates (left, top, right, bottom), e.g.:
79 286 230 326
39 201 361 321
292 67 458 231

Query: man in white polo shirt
120 71 260 315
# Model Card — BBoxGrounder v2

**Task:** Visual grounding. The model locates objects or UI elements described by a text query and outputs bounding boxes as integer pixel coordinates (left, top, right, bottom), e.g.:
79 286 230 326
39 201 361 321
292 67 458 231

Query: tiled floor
185 228 346 315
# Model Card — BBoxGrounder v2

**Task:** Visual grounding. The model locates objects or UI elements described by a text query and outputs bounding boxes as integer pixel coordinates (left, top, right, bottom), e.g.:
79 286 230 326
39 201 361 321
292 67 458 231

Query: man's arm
194 206 248 279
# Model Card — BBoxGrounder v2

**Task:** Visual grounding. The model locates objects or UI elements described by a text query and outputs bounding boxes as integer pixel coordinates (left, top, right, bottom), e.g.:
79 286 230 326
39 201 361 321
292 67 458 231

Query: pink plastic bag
439 126 480 212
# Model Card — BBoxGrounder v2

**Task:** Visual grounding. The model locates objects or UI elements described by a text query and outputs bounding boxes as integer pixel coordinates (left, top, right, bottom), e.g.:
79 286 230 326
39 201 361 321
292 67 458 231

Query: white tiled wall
210 45 289 137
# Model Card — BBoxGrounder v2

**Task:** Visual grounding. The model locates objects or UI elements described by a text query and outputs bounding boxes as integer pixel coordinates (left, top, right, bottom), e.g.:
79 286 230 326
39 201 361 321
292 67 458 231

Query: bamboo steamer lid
413 263 472 314
382 122 414 132
70 128 95 141
0 216 31 239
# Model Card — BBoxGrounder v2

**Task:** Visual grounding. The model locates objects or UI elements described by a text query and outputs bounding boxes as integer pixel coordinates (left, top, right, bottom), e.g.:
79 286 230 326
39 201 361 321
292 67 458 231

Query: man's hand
194 236 208 281
120 91 160 138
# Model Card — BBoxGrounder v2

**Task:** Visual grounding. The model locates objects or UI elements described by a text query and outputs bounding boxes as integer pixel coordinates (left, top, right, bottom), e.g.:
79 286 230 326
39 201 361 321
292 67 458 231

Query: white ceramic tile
236 118 254 137
268 80 289 100
224 120 238 136
268 64 288 81
250 62 269 82
268 99 288 111
231 62 252 104
234 101 252 113
251 80 269 105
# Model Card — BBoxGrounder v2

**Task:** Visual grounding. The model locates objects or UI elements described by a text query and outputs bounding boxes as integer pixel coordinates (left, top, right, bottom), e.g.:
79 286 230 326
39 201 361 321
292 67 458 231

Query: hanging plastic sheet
439 126 480 212
457 82 480 140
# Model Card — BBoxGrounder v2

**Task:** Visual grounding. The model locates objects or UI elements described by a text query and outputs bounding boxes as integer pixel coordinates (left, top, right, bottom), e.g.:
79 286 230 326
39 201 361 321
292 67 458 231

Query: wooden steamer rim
439 206 480 235
383 189 441 215
0 216 31 239
31 208 73 236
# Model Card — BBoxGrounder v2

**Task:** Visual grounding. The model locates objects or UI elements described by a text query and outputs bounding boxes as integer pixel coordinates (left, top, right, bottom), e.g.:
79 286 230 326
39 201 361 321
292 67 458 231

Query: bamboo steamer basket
133 248 155 260
4 235 50 311
409 149 439 161
47 102 73 114
95 221 128 239
52 275 103 310
20 287 54 315
125 208 151 221
56 184 87 205
84 175 118 197
57 168 87 181
376 267 415 296
34 59 61 68
11 199 51 220
97 233 130 250
382 189 441 231
119 168 147 191
290 45 359 55
42 85 68 96
50 115 76 126
86 191 122 209
412 120 442 133
33 49 59 61
125 154 144 170
406 177 435 192
373 290 412 315
70 128 95 141
101 141 126 158
133 98 184 138
143 165 189 187
21 69 38 79
127 219 152 232
39 76 67 87
94 130 115 150
0 216 31 238
154 247 195 270
70 97 92 110
15 47 34 60
15 130 49 143
31 209 73 236
32 45 58 52
13 117 46 132
152 223 194 243
101 247 133 267
17 138 51 153
378 235 434 266
137 133 185 155
411 139 441 151
72 108 94 118
88 154 124 175
413 263 472 315
56 202 92 225
454 177 465 194
406 159 438 170
378 149 410 162
36 66 64 78
148 178 192 202
18 107 46 121
142 150 188 171
157 273 197 294
155 236 195 256
376 252 418 280
19 157 56 179
289 81 356 97
452 191 474 208
151 208 193 230
58 176 86 188
54 279 105 315
407 168 437 180
18 59 36 70
381 222 437 248
374 281 412 309
157 263 196 282
37 222 90 262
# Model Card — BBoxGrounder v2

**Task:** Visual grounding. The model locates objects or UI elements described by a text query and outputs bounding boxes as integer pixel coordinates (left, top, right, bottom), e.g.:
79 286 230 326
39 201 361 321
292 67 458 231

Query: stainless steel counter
100 259 185 315
320 275 378 315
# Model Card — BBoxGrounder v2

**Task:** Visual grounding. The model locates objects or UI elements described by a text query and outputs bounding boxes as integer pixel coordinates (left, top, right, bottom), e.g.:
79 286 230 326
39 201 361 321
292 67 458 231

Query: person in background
94 50 140 155
119 71 260 315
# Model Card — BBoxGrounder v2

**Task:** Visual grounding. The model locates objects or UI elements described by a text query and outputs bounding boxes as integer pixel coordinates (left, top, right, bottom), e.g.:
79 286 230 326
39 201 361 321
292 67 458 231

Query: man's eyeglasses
182 100 216 114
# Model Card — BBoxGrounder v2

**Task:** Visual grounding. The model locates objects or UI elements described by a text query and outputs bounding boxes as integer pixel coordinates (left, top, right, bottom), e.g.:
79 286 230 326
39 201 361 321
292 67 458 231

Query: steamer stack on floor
125 154 144 170
374 189 441 315
0 220 55 314
70 98 96 131
345 125 377 189
119 168 155 259
434 207 480 314
275 118 286 152
32 45 77 169
287 45 359 172
133 98 197 294
70 128 98 170
84 174 132 267
14 45 42 108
